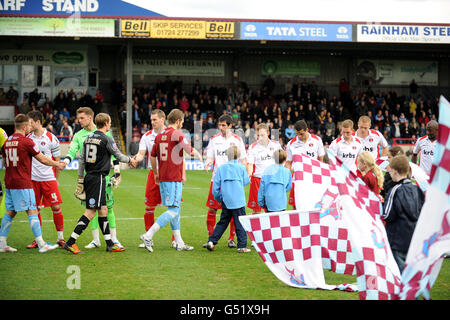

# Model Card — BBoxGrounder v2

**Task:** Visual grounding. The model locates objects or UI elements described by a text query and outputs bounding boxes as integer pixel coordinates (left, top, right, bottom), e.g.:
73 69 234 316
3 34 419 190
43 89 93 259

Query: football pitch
0 169 448 300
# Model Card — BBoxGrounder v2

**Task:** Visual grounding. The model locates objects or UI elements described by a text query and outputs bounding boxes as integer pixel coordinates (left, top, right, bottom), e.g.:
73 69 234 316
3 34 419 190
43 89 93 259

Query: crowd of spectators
114 76 440 152
2 75 441 147
6 87 105 141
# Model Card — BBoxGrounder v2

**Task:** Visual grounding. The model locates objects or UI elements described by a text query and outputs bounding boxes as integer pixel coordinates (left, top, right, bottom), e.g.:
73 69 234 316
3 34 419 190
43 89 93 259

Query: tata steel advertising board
240 22 352 42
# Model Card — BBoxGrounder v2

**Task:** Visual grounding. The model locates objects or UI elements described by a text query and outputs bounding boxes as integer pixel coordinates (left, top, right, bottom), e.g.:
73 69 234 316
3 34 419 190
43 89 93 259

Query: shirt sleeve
239 138 247 161
106 136 130 163
78 142 86 177
206 139 214 159
247 145 255 164
413 140 421 154
379 133 389 149
177 131 193 154
139 135 147 151
286 142 293 162
26 138 40 157
66 132 82 161
51 134 61 158
317 138 325 157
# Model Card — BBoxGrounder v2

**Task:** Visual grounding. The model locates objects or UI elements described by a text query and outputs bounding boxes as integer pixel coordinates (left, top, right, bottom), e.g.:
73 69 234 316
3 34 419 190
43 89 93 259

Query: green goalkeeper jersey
65 126 116 165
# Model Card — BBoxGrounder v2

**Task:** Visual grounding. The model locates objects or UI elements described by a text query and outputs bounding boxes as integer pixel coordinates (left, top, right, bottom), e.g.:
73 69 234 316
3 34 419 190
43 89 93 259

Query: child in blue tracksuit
258 150 292 212
206 146 251 253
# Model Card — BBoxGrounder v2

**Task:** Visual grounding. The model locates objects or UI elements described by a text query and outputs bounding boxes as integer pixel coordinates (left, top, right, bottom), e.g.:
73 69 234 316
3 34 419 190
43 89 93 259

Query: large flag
325 149 401 299
239 210 357 292
398 95 450 300
292 152 355 275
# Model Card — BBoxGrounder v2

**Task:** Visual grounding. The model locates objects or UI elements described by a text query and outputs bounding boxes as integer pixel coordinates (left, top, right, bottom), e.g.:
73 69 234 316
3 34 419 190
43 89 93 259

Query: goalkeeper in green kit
63 107 124 249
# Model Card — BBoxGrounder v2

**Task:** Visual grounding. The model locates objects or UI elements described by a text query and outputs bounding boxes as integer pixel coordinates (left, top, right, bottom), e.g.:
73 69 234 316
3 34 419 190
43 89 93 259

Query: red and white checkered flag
399 95 450 300
239 210 357 292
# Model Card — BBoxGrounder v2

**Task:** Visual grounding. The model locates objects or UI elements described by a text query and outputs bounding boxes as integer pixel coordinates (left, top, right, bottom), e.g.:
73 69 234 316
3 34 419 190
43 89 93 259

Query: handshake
129 156 139 169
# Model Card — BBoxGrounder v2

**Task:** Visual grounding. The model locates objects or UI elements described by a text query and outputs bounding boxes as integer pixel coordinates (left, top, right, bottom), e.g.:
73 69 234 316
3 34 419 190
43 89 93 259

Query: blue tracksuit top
212 160 250 209
258 164 292 212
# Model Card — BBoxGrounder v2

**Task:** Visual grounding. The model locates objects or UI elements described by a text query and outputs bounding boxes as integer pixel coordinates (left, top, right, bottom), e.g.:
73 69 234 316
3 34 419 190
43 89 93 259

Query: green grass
0 169 448 300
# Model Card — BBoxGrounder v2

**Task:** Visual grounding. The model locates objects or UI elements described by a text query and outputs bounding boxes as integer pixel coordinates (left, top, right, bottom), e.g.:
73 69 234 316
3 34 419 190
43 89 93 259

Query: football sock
144 207 155 231
172 230 184 247
145 222 160 240
91 228 100 244
29 214 45 247
0 213 13 238
169 207 181 230
98 216 114 247
110 228 118 243
28 214 42 238
228 217 236 241
107 207 116 229
51 207 64 236
206 209 216 237
67 215 90 247
155 208 178 229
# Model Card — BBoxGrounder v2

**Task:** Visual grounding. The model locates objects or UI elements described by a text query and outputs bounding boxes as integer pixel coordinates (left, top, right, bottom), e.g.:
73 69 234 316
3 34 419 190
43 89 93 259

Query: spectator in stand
409 79 418 98
72 118 82 135
179 95 190 112
60 120 73 142
29 88 40 106
94 89 103 103
92 97 103 116
53 91 66 111
67 91 78 115
78 90 92 108
418 110 429 126
42 102 52 116
54 114 64 135
6 86 18 105
60 107 70 120
18 98 31 115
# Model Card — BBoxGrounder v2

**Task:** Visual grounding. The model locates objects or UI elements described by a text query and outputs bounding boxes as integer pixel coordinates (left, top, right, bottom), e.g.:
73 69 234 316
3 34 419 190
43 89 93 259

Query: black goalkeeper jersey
78 130 130 176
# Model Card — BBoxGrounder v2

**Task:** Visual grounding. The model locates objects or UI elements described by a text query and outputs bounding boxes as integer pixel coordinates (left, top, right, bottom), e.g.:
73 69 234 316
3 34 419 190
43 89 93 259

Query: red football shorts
247 176 262 211
206 180 222 210
32 180 62 208
145 170 162 207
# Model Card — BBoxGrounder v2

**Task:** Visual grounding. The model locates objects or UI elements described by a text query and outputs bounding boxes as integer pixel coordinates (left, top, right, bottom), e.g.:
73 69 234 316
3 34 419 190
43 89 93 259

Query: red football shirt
2 133 40 189
151 127 193 182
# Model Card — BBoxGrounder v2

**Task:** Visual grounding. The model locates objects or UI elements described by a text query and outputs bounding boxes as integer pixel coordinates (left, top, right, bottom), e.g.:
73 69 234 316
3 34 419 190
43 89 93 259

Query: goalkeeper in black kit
64 113 137 254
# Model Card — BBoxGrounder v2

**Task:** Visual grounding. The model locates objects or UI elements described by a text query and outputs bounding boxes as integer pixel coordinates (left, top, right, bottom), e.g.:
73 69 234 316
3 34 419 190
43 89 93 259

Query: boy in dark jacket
383 155 425 272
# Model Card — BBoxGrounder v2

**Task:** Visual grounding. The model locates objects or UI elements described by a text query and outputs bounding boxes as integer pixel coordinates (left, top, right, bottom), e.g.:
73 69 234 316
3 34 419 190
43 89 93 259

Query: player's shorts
84 173 106 210
32 180 62 208
159 181 182 207
288 182 296 208
247 176 262 211
5 188 37 212
145 170 162 207
206 180 222 210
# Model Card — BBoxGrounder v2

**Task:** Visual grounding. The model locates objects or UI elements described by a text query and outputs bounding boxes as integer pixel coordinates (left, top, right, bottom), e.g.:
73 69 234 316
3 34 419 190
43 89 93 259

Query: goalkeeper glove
110 172 121 190
74 177 86 201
